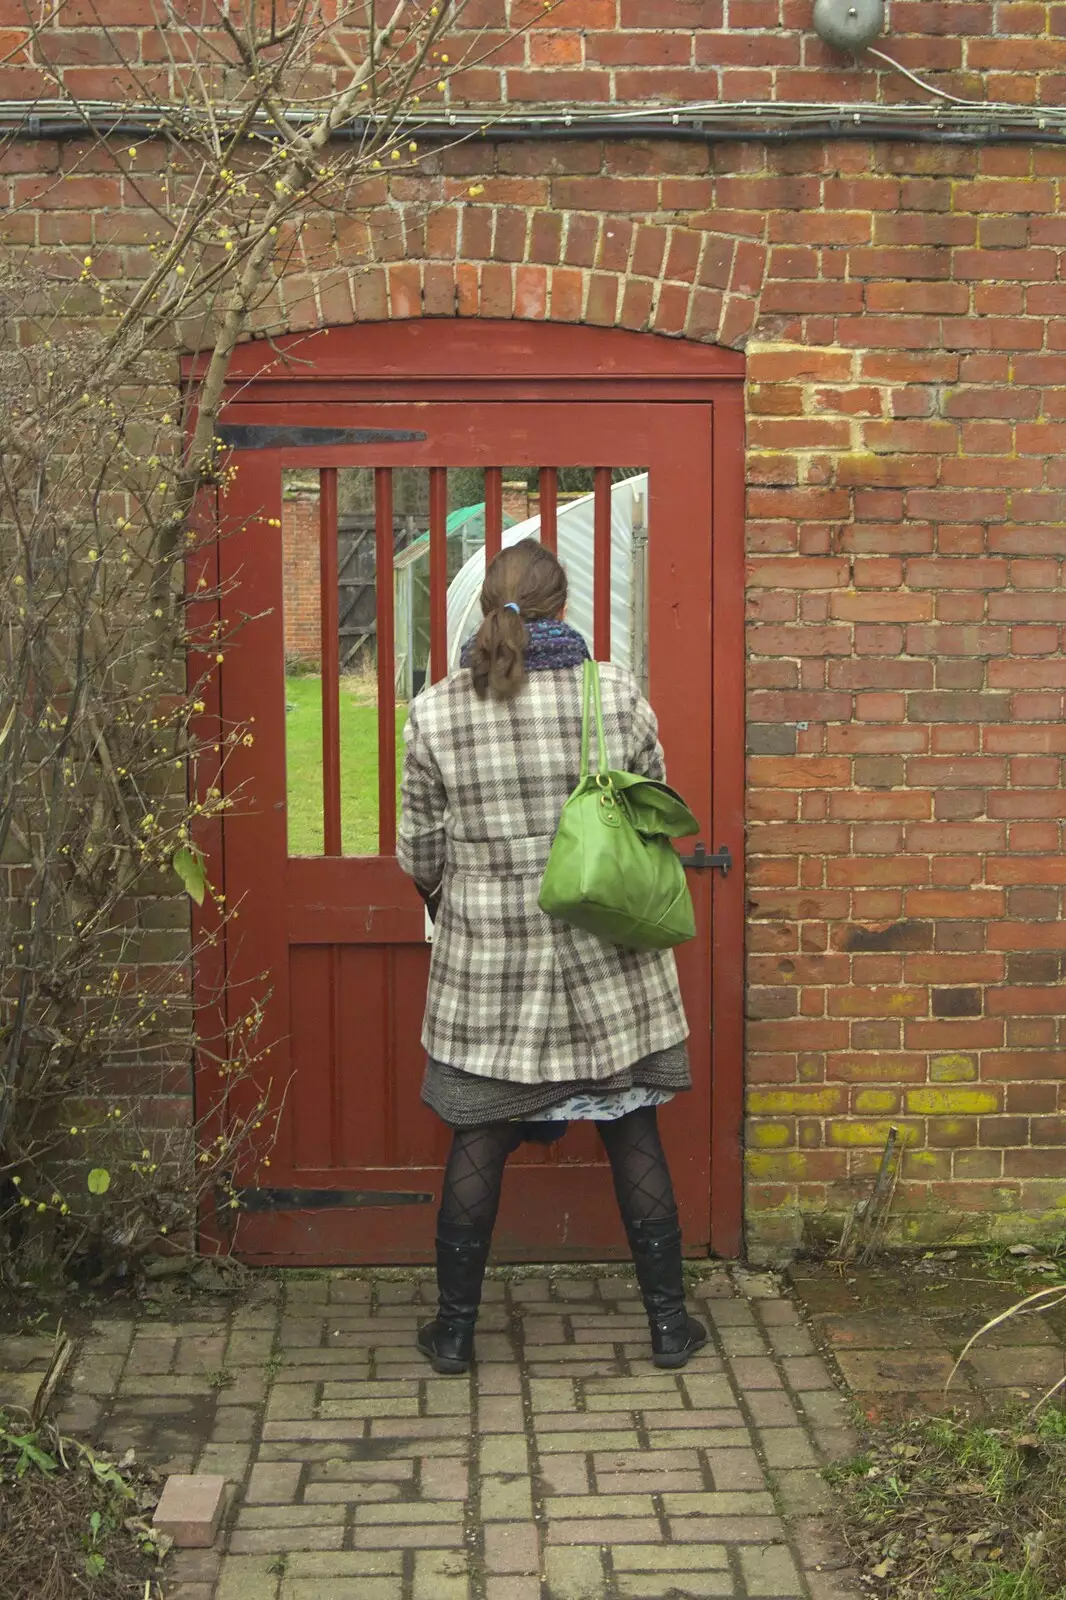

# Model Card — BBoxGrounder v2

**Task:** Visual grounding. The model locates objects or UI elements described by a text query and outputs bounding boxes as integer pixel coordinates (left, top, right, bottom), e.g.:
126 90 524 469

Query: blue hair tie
504 602 520 614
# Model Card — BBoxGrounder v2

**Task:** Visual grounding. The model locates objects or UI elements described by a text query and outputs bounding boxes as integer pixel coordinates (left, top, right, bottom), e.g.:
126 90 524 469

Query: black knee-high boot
626 1210 708 1369
416 1219 492 1375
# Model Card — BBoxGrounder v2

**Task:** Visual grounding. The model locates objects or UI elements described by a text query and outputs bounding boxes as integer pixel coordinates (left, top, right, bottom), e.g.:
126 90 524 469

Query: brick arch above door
236 218 767 354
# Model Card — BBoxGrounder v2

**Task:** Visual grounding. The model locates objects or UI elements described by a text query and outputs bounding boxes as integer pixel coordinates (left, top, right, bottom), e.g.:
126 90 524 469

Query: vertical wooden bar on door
375 467 397 855
429 465 448 683
484 466 503 563
593 466 612 661
539 467 558 553
320 467 341 856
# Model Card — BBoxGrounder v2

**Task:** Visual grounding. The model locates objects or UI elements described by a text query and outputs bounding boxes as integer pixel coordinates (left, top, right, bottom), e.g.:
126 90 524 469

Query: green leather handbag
538 660 701 951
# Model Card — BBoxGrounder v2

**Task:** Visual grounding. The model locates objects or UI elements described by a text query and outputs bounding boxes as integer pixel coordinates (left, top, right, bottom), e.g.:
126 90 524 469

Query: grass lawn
285 674 407 856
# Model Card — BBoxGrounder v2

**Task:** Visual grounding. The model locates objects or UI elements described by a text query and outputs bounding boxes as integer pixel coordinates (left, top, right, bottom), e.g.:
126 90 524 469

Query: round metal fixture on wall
813 0 885 51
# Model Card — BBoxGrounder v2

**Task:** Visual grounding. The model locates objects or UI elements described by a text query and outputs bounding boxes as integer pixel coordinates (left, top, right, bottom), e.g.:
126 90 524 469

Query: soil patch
829 1406 1066 1600
0 1413 168 1600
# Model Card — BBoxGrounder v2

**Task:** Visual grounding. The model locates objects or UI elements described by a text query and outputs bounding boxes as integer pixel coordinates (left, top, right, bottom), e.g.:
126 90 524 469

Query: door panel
204 392 731 1264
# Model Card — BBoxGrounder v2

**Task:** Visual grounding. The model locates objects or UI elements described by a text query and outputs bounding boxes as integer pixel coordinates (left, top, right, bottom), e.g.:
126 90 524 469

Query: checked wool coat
397 660 690 1085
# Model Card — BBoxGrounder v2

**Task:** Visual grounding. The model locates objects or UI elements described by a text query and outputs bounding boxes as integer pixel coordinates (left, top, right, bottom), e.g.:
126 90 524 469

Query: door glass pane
282 468 324 856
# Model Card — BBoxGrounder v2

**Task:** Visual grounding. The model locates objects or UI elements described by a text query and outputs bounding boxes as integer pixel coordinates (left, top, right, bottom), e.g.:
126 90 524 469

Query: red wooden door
195 324 744 1265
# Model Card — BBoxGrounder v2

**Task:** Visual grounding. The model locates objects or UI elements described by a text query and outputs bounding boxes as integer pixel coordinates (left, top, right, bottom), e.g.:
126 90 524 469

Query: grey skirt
422 1043 691 1128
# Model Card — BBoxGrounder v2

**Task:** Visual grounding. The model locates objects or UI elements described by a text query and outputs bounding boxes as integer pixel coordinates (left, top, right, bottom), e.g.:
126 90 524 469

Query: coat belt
446 834 555 877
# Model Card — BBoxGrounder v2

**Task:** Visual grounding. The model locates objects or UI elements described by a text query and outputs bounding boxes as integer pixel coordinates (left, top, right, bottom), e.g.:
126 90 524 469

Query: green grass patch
829 1407 1066 1600
285 675 407 857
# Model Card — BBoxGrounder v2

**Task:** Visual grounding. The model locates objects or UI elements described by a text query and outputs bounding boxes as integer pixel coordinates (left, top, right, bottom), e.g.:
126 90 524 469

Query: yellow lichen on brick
853 1089 899 1114
828 1121 921 1147
746 1151 827 1180
905 1149 949 1171
905 1087 999 1115
747 1087 844 1116
748 1121 793 1149
928 1053 978 1083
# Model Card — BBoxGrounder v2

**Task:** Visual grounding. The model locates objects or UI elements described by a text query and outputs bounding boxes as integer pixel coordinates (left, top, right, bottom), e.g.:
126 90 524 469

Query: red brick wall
5 0 1066 1255
283 493 322 664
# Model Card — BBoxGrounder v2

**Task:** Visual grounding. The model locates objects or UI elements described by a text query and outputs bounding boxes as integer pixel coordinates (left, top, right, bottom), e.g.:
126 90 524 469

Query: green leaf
172 845 206 905
85 1553 106 1578
87 1168 111 1196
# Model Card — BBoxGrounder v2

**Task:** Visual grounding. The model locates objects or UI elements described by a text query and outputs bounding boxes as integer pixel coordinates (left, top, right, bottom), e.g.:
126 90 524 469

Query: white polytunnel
445 472 650 679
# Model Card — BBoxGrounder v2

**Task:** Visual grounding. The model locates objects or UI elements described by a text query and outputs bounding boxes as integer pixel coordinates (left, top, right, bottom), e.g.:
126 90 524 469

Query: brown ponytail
467 538 568 700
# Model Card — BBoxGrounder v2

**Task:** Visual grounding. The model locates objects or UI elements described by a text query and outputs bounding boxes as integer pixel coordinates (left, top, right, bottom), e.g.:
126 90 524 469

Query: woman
397 538 706 1375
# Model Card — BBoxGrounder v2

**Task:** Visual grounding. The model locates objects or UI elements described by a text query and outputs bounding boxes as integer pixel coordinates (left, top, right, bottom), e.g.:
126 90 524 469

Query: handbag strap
579 658 610 781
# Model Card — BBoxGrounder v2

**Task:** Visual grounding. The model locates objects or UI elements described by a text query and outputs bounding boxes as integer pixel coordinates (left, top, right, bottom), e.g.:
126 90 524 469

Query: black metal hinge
680 842 733 876
219 1186 434 1213
215 424 427 449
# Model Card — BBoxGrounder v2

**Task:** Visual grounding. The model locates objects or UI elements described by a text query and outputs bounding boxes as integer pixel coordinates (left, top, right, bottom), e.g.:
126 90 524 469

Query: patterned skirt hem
422 1043 691 1128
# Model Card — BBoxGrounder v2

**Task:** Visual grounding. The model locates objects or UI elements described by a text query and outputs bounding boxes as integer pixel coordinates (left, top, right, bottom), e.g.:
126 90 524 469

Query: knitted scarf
459 617 590 673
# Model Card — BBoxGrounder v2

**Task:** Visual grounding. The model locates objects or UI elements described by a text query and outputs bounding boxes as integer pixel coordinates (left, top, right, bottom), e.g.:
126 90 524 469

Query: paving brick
545 1492 657 1518
643 1410 745 1433
485 1577 542 1600
484 1520 540 1574
772 1466 837 1514
482 1471 535 1520
480 1435 529 1474
227 1525 344 1554
477 1394 525 1431
197 1444 254 1479
212 1407 259 1442
662 1490 776 1517
357 1501 463 1525
705 1447 766 1490
265 1385 317 1421
615 1545 731 1571
812 1425 861 1461
285 1581 400 1600
705 1301 756 1327
153 1474 227 1546
538 1453 590 1494
745 1391 802 1427
758 1429 821 1468
782 1356 837 1391
170 1549 224 1583
320 1396 421 1419
285 1550 403 1575
616 1574 737 1597
126 1337 178 1375
717 1328 769 1357
245 1461 302 1504
681 1375 740 1408
355 1521 464 1549
413 1548 471 1599
764 1327 817 1358
546 1517 661 1544
302 1480 404 1503
539 1429 641 1453
310 1458 414 1483
214 1554 280 1600
670 1516 786 1543
544 1544 608 1598
420 1455 470 1498
738 1543 805 1597
236 1505 347 1528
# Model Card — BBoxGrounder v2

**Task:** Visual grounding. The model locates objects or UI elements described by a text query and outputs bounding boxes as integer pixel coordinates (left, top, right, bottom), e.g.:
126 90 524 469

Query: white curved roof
446 473 647 672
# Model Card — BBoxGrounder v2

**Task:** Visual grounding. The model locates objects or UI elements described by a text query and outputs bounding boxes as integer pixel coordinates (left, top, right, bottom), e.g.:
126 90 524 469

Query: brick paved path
52 1268 861 1600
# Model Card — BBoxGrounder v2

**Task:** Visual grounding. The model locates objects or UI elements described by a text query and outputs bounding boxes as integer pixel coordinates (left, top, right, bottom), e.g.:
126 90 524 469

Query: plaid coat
397 661 689 1085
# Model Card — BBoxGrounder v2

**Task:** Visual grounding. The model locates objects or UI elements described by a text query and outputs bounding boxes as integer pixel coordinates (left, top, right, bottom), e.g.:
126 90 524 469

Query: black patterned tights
437 1107 677 1233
